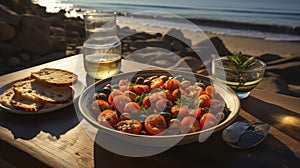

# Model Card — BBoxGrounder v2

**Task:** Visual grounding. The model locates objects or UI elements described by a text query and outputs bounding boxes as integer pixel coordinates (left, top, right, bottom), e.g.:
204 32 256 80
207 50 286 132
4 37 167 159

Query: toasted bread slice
11 92 44 112
30 68 78 85
13 79 73 104
0 87 15 108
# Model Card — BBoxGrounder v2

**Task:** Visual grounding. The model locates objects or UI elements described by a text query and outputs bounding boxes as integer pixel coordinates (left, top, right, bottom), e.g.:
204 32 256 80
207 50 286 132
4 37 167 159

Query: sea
32 0 300 41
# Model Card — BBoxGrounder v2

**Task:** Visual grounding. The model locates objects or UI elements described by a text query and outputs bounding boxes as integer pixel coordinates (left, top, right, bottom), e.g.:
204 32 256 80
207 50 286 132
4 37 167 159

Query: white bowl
78 69 240 147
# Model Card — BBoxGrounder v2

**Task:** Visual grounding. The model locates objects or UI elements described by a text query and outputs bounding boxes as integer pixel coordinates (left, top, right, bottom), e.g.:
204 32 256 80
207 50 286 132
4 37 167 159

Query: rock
170 56 204 72
16 14 52 55
209 36 232 56
7 57 22 68
164 29 192 47
133 39 171 49
18 53 31 61
0 43 22 57
50 26 66 36
171 40 183 51
50 35 66 51
65 19 85 37
0 4 20 27
152 60 174 68
0 21 16 41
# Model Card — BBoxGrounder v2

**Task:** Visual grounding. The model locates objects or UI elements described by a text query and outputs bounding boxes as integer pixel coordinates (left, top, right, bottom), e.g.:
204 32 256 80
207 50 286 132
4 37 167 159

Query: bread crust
0 68 77 112
13 79 73 104
30 68 78 85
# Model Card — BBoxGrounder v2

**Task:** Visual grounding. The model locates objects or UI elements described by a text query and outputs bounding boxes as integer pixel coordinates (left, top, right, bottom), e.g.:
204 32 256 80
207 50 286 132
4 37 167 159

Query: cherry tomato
113 95 132 113
144 114 167 135
124 102 141 115
181 116 201 133
119 79 130 86
164 89 173 101
199 113 218 130
170 105 180 116
198 94 211 108
189 108 202 119
91 100 110 115
98 110 118 127
149 94 164 106
205 86 216 98
108 90 123 105
172 89 181 101
150 77 164 89
116 120 142 134
142 96 151 107
124 91 137 101
177 105 189 118
164 78 180 91
132 84 150 95
155 99 173 112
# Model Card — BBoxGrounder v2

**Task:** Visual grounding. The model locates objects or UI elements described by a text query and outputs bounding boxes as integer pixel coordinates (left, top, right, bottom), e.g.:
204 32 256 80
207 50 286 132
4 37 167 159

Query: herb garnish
227 52 256 70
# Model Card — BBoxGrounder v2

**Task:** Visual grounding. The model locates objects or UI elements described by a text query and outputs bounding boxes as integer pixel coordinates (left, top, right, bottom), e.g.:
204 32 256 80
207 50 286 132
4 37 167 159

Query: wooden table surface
0 54 299 167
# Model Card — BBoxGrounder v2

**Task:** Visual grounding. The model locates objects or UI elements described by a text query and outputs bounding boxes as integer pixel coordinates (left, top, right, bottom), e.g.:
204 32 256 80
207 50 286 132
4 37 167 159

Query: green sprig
227 52 256 70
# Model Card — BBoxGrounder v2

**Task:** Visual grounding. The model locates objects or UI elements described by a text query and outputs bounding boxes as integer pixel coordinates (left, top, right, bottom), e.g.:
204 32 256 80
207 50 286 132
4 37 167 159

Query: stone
16 14 52 55
7 56 22 68
209 36 232 56
0 4 20 27
50 35 66 51
164 29 192 47
0 21 16 41
0 43 22 57
133 39 171 49
18 53 31 61
50 26 66 36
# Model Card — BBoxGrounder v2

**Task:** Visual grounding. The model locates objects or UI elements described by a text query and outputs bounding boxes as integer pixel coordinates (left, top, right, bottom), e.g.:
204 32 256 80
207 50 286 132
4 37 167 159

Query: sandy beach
117 21 300 98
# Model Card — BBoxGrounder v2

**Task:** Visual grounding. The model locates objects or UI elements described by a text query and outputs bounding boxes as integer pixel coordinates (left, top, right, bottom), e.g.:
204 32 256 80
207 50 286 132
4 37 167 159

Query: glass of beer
83 12 122 79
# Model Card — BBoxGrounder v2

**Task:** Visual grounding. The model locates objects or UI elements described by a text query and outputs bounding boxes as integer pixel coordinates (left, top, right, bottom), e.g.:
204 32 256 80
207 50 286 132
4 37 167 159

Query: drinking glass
212 57 266 99
83 12 122 79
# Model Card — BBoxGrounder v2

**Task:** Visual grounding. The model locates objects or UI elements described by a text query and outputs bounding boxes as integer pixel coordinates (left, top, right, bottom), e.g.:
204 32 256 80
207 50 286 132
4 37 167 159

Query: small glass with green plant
212 52 266 99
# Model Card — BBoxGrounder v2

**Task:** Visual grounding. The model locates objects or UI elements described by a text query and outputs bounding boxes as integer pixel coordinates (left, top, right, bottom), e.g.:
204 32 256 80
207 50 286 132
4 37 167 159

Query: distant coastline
32 0 300 42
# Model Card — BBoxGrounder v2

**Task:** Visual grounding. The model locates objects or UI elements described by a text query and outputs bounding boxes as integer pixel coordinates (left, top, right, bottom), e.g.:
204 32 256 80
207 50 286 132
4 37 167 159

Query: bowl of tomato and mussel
79 70 240 146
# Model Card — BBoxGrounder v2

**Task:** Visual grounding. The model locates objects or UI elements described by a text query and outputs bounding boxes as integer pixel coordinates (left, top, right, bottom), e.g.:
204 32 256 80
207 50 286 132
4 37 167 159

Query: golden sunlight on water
32 0 73 13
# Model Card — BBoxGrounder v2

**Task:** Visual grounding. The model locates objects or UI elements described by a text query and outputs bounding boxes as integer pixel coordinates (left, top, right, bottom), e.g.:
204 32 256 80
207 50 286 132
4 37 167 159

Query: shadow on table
93 123 299 168
0 103 80 140
241 96 300 142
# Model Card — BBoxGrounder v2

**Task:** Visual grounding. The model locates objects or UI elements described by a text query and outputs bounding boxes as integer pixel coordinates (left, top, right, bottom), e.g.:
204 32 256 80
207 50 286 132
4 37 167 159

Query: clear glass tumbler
83 12 122 79
212 57 266 99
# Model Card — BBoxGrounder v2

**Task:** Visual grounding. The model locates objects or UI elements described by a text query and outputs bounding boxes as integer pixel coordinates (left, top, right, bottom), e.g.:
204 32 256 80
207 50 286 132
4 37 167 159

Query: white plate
0 80 85 115
79 69 240 147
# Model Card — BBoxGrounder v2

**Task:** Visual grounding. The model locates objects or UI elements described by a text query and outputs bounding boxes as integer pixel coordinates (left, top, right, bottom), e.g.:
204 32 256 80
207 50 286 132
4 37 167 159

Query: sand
118 21 300 98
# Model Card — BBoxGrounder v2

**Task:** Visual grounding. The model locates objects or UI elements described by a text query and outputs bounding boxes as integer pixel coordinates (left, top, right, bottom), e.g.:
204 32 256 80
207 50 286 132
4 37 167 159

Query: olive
159 75 168 82
195 82 205 89
124 91 137 101
111 84 119 90
145 75 158 82
105 84 112 90
165 119 182 135
135 77 144 84
119 112 132 121
174 75 184 81
143 79 151 86
181 80 191 88
101 86 112 95
159 112 172 123
168 119 181 128
93 92 107 101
